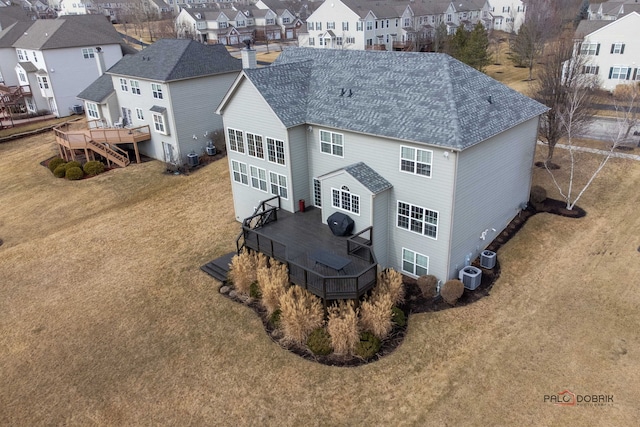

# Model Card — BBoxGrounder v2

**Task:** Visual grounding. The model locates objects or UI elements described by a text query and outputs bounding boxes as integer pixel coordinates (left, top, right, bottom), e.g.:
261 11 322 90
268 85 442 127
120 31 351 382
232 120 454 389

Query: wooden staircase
86 139 130 167
200 252 235 283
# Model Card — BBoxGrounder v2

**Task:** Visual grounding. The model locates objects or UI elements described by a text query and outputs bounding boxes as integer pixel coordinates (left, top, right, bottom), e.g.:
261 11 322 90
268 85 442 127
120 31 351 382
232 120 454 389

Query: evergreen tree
448 26 469 61
465 22 491 71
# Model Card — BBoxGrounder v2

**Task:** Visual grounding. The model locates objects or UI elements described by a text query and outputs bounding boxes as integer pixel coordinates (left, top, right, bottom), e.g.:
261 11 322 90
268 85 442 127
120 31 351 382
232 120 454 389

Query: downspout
446 149 459 281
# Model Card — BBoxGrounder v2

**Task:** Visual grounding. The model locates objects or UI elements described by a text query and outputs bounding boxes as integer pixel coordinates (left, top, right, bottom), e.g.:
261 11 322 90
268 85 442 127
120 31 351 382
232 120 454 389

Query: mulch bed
221 197 586 366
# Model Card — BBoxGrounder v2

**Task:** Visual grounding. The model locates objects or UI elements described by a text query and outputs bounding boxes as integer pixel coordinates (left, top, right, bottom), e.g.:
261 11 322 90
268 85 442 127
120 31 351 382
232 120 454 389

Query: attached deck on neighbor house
234 197 378 301
53 120 151 167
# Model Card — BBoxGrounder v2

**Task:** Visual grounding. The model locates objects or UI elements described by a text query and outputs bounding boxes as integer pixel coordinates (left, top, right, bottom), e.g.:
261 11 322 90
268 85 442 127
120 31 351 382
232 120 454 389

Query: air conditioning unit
480 250 496 269
71 104 84 114
459 266 482 290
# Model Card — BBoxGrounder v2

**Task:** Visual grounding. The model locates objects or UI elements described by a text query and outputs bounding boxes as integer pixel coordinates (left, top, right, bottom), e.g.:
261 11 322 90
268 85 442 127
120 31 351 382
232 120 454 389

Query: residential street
577 115 640 146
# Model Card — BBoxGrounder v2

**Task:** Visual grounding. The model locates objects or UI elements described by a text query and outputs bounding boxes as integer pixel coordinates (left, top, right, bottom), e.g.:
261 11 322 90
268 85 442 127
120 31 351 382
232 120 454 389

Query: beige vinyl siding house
216 48 547 283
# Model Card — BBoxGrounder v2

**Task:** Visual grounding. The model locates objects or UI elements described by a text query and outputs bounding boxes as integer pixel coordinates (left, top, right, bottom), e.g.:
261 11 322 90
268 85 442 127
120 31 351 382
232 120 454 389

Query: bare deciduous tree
612 83 640 141
533 34 597 164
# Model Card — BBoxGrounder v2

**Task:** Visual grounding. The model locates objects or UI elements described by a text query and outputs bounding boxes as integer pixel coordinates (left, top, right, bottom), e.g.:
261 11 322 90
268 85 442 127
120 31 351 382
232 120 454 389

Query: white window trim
130 80 141 95
331 187 360 215
313 178 322 207
319 130 344 157
151 83 163 99
396 200 439 240
86 102 99 119
269 171 288 199
266 137 286 165
400 145 433 178
401 247 429 277
231 160 249 186
119 78 128 92
227 128 245 154
82 47 95 59
152 113 167 134
249 165 268 192
135 107 144 120
246 132 264 159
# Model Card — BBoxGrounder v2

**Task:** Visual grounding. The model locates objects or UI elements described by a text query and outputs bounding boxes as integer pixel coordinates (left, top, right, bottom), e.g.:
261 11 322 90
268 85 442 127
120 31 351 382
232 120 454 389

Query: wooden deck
239 202 378 301
53 121 151 167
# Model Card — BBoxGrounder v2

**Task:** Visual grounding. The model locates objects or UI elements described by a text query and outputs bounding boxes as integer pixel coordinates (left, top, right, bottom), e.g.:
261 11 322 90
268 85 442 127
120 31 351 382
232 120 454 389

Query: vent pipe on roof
95 46 106 76
241 39 257 69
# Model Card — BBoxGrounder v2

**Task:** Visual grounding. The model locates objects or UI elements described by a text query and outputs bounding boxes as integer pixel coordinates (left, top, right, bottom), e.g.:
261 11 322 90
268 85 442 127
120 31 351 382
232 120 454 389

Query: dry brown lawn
1 130 639 425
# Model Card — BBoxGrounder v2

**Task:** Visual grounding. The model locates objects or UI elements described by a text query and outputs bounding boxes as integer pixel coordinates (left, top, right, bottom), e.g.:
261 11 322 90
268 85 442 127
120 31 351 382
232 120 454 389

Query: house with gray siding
82 39 242 166
216 47 547 283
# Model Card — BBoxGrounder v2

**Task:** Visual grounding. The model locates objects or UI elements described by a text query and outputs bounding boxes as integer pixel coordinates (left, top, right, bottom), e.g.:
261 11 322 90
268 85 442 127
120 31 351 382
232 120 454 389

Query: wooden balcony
236 197 378 303
53 121 151 167
365 44 387 51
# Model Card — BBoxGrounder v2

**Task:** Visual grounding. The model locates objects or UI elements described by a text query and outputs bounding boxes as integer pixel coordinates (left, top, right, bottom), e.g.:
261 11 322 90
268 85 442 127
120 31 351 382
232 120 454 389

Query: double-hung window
357 21 363 31
342 21 349 31
231 160 248 185
130 80 141 95
269 172 288 198
266 138 285 165
397 201 438 239
228 128 245 153
87 103 99 119
320 130 343 157
400 146 432 177
17 49 24 61
366 21 373 30
611 42 625 54
136 108 144 120
580 42 600 55
332 187 359 215
249 166 267 191
152 113 166 134
247 133 264 158
82 48 95 59
609 66 630 80
119 78 128 92
402 248 429 276
151 83 163 99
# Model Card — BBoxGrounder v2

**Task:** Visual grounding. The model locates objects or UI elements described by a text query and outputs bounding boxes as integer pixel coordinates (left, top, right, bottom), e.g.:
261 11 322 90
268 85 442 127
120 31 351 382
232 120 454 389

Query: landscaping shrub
83 160 105 176
441 279 465 306
391 307 406 327
269 309 281 328
359 292 394 340
306 328 332 356
279 286 324 344
417 274 439 298
374 268 404 306
530 185 547 206
53 164 67 178
249 281 261 299
355 331 381 360
65 166 84 180
327 300 359 355
257 260 289 316
228 250 267 295
65 161 82 170
48 157 65 173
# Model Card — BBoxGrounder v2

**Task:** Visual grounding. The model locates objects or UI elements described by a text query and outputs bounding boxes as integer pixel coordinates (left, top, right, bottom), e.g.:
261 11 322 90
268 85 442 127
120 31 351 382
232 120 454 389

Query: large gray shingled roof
77 74 114 103
106 39 242 82
13 15 123 50
241 48 548 151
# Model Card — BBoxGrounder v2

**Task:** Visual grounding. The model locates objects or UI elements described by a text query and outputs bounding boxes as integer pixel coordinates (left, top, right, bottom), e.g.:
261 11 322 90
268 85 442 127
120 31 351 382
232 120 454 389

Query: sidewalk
537 140 640 161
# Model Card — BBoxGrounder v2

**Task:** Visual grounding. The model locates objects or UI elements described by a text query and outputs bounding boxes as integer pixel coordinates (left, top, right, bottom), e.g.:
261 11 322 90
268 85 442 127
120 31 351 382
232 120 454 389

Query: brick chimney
241 39 257 69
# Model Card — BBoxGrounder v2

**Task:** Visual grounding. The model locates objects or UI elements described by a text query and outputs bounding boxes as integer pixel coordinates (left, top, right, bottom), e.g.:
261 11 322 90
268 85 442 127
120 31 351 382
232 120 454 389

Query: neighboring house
0 4 33 30
488 0 525 32
82 39 242 166
216 47 547 283
0 21 31 86
301 0 492 52
57 0 92 16
588 0 640 21
574 12 640 91
12 15 124 116
255 0 304 40
175 8 235 44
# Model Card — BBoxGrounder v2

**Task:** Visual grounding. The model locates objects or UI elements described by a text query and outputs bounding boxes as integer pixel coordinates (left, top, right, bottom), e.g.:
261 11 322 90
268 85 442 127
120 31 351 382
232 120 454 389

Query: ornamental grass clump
327 300 359 355
257 260 289 316
374 268 404 306
359 291 394 340
228 250 267 295
441 279 465 306
278 286 324 344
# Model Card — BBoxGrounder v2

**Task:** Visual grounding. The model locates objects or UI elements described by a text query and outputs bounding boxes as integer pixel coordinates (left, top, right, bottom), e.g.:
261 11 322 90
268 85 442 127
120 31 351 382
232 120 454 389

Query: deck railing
236 196 377 301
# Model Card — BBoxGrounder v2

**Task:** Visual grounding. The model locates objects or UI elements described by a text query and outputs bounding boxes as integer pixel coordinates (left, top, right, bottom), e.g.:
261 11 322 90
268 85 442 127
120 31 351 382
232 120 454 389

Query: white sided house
88 39 242 166
12 15 124 117
216 47 547 284
574 11 640 91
